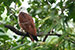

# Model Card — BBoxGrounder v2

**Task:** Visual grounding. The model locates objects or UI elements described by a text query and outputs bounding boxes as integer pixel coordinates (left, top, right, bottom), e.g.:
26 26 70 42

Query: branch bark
43 32 50 42
4 25 61 41
4 25 29 37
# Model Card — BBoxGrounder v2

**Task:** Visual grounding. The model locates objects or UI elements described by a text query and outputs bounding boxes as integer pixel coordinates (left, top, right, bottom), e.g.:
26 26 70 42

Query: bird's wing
19 12 37 36
24 13 35 28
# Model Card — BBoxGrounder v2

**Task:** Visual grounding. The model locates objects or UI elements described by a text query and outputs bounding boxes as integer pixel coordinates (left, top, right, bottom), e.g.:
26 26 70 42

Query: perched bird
18 12 38 41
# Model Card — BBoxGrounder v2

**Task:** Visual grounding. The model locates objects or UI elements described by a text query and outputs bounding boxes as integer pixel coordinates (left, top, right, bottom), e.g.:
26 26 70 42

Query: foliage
0 0 75 50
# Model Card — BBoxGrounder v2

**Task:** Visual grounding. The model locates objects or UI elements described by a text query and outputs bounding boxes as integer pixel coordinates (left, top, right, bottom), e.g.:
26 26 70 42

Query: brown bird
18 12 38 41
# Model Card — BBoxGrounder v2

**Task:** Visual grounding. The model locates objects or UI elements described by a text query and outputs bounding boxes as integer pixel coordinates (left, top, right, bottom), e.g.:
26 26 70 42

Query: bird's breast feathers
18 12 37 36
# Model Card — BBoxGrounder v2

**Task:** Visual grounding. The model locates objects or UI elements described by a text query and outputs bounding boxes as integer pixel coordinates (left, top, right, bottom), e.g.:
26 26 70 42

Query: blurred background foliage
0 0 75 50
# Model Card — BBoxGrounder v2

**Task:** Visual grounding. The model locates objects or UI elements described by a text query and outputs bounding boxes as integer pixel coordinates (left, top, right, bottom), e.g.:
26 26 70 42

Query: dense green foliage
0 0 75 50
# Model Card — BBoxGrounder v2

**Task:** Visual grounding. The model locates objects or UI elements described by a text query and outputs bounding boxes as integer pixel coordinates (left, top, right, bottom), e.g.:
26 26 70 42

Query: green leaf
0 33 11 40
27 8 31 12
11 42 27 50
16 0 22 7
49 0 56 4
0 6 4 15
0 16 3 20
0 29 4 33
22 0 24 2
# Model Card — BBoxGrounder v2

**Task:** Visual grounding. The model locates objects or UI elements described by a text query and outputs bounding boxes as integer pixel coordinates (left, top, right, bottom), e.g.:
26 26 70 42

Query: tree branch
43 30 62 42
4 25 62 41
4 25 29 37
43 32 50 42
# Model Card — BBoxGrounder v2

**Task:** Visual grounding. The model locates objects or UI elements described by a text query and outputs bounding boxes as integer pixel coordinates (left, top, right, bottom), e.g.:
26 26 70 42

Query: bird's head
19 7 28 13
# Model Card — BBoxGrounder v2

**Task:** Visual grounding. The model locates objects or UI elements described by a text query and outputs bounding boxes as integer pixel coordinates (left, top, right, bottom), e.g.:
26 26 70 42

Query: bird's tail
27 32 38 41
31 34 38 41
28 34 34 41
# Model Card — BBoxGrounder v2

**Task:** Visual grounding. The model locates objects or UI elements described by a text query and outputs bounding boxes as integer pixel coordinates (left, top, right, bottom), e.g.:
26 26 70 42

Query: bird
18 12 38 41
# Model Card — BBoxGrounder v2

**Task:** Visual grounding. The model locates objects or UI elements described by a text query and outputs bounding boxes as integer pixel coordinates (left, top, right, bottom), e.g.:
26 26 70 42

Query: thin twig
43 32 50 42
21 36 26 44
